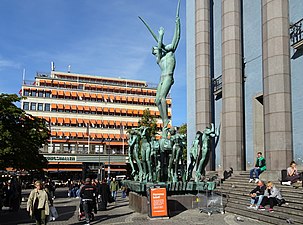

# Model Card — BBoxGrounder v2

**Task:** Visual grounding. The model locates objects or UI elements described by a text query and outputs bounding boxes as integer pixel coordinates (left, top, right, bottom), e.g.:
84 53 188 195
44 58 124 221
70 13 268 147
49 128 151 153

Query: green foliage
0 94 49 171
178 123 187 160
138 108 158 137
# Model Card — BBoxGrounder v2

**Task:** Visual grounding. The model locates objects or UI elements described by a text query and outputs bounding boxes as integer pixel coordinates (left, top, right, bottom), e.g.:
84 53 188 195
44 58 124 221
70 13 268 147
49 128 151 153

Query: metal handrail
290 18 303 47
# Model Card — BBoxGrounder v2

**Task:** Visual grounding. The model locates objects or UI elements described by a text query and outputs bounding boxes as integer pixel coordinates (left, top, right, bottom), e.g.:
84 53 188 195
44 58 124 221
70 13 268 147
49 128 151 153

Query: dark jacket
99 183 110 202
250 185 266 196
80 184 96 200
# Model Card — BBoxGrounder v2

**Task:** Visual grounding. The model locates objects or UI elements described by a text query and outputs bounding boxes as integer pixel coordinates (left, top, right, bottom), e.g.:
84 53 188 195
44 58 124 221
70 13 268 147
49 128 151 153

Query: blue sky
0 0 187 126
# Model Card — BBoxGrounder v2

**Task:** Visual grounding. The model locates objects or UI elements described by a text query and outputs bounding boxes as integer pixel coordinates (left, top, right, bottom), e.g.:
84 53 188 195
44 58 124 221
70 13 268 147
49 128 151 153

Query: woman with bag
27 181 50 225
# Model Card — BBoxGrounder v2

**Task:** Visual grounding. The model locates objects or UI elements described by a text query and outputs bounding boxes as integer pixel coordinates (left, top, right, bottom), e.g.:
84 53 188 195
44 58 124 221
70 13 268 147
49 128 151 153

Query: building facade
20 70 171 179
187 0 303 173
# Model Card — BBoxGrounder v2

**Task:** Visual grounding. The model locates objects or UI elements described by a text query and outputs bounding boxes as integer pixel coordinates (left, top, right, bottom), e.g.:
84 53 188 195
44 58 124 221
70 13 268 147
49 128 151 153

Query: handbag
50 206 59 220
276 198 286 206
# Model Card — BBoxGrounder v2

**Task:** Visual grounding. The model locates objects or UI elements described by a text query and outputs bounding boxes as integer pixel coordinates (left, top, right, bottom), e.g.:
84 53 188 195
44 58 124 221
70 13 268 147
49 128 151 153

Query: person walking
80 178 97 225
110 178 119 202
247 180 266 210
27 180 50 225
249 152 266 183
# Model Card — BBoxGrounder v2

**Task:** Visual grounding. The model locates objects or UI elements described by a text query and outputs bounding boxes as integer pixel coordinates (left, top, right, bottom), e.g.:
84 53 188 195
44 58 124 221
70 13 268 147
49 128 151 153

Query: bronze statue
195 123 220 182
139 0 181 129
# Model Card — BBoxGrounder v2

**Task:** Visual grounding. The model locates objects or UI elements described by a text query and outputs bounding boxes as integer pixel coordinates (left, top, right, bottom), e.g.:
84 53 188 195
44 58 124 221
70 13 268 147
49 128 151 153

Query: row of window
23 102 50 111
22 102 171 119
22 89 167 107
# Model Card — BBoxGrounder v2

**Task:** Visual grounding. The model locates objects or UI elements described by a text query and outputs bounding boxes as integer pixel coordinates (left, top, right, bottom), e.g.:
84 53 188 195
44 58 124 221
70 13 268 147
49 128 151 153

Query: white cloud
0 57 21 71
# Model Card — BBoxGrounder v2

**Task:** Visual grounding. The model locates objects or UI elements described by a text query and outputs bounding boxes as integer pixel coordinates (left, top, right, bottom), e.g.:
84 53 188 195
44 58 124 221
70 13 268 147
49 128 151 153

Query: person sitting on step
284 161 303 186
259 181 285 212
247 180 266 210
249 152 266 183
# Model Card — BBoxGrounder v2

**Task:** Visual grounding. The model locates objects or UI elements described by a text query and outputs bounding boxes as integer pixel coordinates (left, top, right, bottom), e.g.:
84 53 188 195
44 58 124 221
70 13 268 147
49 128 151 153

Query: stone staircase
219 171 303 225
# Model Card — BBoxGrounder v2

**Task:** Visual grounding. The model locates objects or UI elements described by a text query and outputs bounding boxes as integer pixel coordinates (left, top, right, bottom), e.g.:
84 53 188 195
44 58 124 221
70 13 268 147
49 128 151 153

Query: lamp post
107 139 112 179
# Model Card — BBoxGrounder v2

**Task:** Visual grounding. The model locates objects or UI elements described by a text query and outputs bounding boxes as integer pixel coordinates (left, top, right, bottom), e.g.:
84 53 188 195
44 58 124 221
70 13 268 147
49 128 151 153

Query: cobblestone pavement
0 188 269 225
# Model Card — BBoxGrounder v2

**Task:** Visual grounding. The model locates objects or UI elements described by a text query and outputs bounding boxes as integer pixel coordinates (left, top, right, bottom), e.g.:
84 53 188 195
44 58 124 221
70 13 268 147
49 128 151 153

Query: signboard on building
45 155 77 162
149 187 168 218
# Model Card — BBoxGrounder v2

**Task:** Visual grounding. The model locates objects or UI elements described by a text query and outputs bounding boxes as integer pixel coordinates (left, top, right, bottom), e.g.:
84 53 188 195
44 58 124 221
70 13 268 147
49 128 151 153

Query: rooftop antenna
68 65 71 73
51 61 55 71
22 68 26 84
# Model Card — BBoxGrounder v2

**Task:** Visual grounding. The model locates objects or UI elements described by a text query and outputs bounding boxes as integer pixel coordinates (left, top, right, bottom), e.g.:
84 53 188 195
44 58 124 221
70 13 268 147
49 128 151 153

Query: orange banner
150 188 168 217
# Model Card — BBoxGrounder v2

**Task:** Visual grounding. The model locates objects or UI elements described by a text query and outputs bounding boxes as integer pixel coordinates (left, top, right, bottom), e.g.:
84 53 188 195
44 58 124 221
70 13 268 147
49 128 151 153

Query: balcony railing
290 18 303 48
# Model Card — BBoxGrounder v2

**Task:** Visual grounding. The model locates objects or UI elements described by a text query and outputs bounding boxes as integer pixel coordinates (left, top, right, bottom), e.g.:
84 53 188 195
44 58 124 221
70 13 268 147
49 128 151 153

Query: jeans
250 195 264 206
250 168 262 179
112 191 117 201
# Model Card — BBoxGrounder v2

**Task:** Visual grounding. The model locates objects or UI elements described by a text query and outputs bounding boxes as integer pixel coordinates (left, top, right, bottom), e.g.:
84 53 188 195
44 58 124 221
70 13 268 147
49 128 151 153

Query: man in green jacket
249 152 266 183
110 178 119 202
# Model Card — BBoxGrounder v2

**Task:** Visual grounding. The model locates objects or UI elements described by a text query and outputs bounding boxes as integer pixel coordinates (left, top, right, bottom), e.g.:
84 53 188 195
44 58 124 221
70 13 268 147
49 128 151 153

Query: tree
0 94 49 170
137 108 158 137
178 123 187 160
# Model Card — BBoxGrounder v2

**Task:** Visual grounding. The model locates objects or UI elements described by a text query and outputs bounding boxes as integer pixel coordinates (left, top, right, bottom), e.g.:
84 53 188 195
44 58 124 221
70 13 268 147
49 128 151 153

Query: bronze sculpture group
125 0 220 184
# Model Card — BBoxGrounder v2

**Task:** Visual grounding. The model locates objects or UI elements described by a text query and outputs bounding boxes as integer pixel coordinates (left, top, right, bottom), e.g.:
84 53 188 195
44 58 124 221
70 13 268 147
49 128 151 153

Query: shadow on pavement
69 211 133 225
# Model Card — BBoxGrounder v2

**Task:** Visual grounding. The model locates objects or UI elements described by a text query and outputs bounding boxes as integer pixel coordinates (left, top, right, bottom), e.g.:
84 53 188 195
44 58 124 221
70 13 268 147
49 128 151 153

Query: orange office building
20 70 172 180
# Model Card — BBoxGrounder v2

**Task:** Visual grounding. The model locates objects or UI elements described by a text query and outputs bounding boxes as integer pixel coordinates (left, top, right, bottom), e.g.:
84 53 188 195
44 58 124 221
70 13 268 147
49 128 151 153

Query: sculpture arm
156 28 164 63
170 16 181 51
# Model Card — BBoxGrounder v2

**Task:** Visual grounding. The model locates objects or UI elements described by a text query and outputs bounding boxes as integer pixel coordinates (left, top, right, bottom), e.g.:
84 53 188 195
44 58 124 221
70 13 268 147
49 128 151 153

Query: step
226 200 303 224
225 205 286 225
226 195 303 217
220 188 303 206
219 185 303 199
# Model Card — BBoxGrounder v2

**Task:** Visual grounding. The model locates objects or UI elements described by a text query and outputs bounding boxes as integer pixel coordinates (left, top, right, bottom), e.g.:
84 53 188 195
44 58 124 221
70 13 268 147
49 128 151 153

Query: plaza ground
0 187 270 225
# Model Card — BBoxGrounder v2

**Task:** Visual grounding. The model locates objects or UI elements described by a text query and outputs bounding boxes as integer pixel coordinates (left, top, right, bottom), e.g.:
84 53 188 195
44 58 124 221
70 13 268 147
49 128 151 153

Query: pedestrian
110 178 119 202
247 180 266 210
249 152 266 183
80 178 97 225
259 181 285 212
27 180 50 225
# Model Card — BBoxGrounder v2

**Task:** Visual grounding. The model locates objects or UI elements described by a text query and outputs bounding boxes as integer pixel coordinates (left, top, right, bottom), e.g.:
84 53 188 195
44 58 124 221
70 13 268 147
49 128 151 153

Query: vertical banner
150 187 168 217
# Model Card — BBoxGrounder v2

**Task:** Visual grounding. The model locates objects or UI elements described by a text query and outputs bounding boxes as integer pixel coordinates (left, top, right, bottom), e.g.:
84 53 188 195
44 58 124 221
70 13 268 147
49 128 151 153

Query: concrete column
262 0 293 171
195 0 212 169
253 94 264 163
221 0 244 171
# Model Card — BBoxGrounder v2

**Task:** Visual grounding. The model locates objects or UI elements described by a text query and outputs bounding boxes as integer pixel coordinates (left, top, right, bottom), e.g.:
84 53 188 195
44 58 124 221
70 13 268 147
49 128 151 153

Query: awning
97 120 102 125
103 120 108 125
103 108 108 113
84 93 90 98
71 118 77 124
64 132 70 137
115 108 121 113
51 118 57 123
109 121 115 126
65 91 71 97
78 119 83 123
70 132 77 137
57 118 64 124
64 118 70 123
51 104 57 109
71 92 77 97
65 105 71 110
78 92 84 97
57 104 64 109
116 96 121 101
109 108 115 113
97 107 102 112
84 106 90 111
78 133 83 137
51 90 57 95
78 105 84 110
71 105 77 110
109 134 115 139
58 91 64 96
97 94 102 99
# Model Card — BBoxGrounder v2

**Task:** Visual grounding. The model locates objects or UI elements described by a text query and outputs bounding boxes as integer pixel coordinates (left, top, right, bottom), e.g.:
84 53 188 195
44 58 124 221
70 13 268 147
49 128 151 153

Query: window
31 90 37 97
45 103 50 111
30 103 36 111
38 103 43 111
24 90 29 96
38 92 44 97
23 102 29 110
45 92 50 98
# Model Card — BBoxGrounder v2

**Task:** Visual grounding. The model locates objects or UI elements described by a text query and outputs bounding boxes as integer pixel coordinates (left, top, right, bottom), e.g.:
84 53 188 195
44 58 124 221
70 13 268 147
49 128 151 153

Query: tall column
195 0 212 169
262 0 293 170
221 0 244 170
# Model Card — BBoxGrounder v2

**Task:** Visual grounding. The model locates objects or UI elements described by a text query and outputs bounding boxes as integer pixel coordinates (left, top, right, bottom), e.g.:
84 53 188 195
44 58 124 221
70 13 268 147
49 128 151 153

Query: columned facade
221 0 244 170
262 0 293 170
